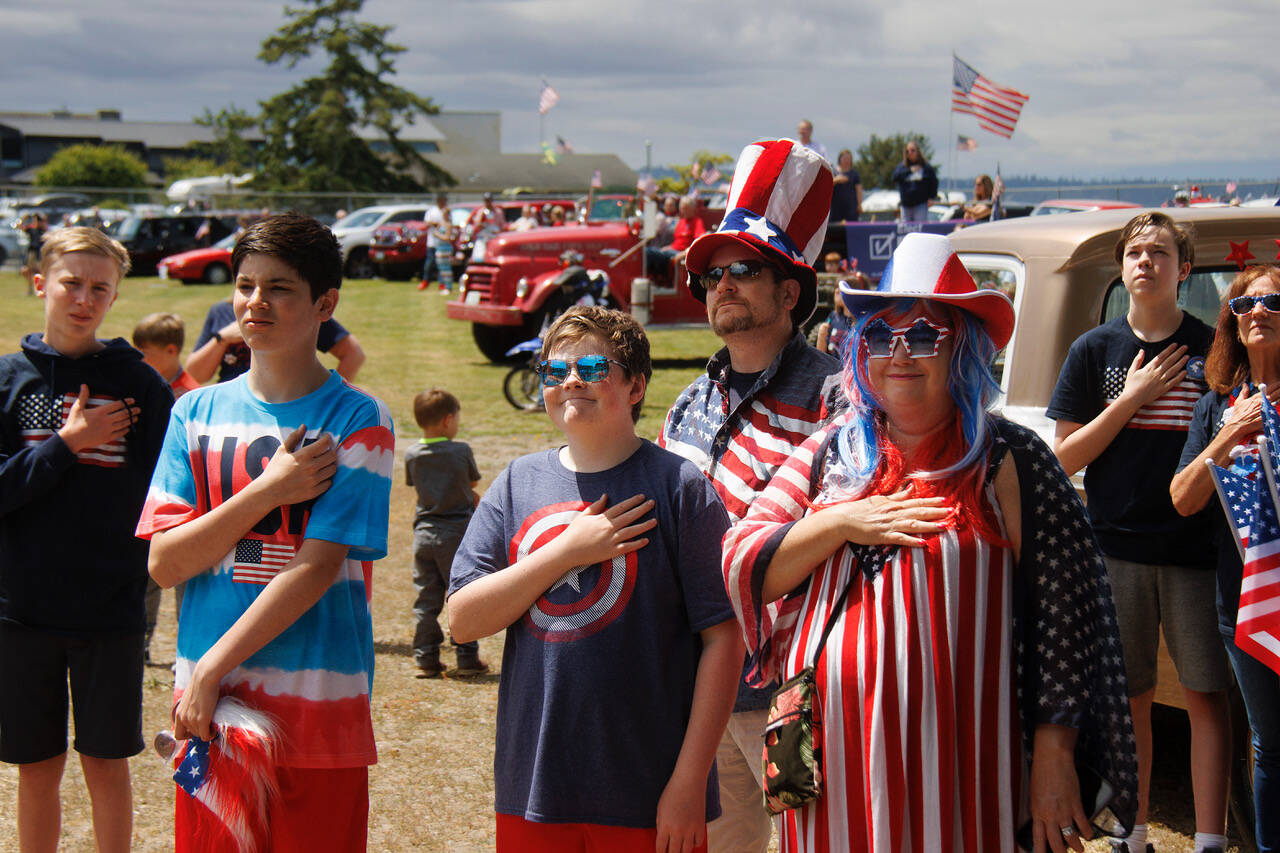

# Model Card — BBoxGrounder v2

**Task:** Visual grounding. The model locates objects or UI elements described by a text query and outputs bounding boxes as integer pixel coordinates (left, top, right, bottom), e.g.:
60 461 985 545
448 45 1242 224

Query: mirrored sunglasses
537 355 627 387
1229 294 1280 315
862 317 952 359
694 259 781 292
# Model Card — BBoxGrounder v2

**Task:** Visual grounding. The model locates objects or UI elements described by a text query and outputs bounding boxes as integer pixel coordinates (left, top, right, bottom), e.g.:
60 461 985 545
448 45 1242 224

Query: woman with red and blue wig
722 233 1138 852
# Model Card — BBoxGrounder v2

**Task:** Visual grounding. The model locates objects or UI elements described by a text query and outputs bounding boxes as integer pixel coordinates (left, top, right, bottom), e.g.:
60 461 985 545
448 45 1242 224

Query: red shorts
176 764 368 853
496 813 708 853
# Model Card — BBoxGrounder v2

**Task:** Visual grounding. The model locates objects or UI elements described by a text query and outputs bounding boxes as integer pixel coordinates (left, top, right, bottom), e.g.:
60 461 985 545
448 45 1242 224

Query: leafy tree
192 106 260 173
161 156 227 181
255 0 451 192
855 132 935 190
34 144 148 189
657 149 733 196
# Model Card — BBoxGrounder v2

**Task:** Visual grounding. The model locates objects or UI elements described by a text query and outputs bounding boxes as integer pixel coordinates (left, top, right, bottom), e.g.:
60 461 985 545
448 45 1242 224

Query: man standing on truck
659 139 839 853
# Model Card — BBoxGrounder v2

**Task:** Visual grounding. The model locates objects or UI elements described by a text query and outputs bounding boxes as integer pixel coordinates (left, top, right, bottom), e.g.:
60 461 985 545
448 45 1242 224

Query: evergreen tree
255 0 451 192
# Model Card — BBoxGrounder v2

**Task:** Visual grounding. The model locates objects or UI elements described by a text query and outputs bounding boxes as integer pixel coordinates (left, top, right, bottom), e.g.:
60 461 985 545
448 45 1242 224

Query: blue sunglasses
537 355 627 387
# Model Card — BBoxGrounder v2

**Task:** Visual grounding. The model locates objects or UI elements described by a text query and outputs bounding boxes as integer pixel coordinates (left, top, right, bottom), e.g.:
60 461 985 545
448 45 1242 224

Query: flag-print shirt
136 371 394 768
448 441 733 826
660 331 842 711
1047 313 1216 567
0 334 172 634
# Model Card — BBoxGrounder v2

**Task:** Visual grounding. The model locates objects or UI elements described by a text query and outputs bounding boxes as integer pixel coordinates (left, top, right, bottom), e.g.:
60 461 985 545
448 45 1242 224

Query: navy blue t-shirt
448 440 733 827
1177 388 1249 629
1047 313 1216 567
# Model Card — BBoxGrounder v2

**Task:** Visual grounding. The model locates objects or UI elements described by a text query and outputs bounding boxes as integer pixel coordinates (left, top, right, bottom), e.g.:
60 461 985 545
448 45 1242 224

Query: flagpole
948 52 956 202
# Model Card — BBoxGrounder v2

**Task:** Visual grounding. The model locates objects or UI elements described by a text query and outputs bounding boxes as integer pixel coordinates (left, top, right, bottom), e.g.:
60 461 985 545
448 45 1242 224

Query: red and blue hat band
716 208 804 265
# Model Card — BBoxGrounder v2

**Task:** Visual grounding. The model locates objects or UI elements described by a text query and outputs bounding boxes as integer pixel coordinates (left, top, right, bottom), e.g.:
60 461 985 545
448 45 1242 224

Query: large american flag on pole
952 55 1029 139
538 82 559 115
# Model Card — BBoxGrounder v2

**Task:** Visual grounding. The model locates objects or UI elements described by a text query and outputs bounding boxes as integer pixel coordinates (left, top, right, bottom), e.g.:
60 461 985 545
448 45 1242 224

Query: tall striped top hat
840 232 1015 349
686 139 834 325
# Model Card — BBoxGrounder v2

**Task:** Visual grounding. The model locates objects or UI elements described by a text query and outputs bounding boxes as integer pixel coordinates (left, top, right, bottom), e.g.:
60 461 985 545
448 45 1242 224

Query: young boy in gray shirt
405 388 484 677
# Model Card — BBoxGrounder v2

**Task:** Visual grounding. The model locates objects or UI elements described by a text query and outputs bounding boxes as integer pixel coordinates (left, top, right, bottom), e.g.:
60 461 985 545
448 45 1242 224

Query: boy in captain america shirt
448 305 742 853
137 214 393 851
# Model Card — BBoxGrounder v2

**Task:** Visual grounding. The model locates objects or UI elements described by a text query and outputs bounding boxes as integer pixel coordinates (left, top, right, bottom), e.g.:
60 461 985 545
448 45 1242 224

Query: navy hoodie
0 333 173 634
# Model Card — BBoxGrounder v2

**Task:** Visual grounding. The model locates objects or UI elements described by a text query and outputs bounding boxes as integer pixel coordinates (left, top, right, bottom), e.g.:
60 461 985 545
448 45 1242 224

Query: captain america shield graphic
509 501 639 642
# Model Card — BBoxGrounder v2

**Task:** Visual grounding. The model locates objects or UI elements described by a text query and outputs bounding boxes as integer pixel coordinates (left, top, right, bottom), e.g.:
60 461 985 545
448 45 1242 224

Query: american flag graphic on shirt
232 538 296 585
1103 363 1202 431
17 391 127 466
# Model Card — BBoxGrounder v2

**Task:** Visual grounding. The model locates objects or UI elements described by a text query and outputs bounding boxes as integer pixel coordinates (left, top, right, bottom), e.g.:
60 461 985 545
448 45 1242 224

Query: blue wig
831 298 1003 498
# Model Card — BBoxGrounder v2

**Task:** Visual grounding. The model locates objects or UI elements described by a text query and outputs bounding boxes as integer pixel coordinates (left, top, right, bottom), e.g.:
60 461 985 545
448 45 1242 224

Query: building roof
417 153 636 193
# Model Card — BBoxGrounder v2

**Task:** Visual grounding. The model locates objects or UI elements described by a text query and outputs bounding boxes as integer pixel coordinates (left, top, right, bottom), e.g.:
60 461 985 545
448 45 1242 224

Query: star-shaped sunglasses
537 355 628 387
862 317 952 359
692 259 783 291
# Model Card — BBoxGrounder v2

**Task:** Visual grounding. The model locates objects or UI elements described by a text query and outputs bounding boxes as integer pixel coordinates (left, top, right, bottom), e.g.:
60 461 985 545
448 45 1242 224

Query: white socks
1193 832 1227 852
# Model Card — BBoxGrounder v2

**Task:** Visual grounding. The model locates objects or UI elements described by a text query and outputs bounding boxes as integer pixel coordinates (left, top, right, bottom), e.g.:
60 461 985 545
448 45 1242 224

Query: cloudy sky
4 0 1278 182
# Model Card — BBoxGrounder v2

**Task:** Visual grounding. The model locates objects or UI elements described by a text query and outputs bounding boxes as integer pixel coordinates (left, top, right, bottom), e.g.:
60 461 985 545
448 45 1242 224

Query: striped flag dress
726 422 1022 852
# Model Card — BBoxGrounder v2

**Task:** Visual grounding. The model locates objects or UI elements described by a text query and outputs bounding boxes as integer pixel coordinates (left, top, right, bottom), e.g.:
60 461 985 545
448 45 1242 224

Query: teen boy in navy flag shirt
0 227 172 852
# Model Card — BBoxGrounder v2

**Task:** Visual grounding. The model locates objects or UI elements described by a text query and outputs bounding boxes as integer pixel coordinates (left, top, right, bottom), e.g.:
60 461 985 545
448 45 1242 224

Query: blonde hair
132 312 185 350
40 226 131 278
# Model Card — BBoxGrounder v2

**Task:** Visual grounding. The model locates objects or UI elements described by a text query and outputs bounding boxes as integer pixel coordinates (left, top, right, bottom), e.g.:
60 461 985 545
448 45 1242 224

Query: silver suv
331 204 430 280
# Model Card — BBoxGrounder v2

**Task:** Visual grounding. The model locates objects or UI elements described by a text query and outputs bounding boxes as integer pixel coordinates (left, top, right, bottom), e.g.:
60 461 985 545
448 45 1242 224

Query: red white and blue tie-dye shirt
136 371 394 768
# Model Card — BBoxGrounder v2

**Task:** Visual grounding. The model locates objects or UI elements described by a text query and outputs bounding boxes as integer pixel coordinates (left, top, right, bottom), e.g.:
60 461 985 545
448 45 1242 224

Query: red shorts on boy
176 765 368 853
496 813 708 853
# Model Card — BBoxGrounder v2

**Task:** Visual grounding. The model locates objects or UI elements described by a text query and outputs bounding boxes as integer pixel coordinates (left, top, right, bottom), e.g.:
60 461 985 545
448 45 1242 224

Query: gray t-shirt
404 438 479 532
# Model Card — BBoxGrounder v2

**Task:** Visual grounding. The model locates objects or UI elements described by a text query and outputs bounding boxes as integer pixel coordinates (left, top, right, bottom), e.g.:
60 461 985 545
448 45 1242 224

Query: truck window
957 253 1023 392
1101 268 1236 327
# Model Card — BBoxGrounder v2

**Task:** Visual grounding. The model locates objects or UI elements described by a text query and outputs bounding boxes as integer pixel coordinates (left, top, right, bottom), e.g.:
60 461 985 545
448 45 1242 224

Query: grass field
0 268 1242 851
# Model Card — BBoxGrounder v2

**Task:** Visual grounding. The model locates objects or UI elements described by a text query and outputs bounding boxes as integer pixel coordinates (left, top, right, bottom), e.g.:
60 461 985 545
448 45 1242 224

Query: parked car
0 222 28 267
949 205 1280 846
330 203 431 280
158 233 238 284
112 213 238 275
368 203 477 281
447 199 724 360
1029 198 1141 216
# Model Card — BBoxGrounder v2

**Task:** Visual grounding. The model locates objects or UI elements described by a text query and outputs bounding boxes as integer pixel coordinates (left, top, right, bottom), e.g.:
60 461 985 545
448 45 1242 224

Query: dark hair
231 213 342 300
1205 264 1280 393
1113 211 1195 268
413 388 461 429
132 312 185 350
540 306 652 422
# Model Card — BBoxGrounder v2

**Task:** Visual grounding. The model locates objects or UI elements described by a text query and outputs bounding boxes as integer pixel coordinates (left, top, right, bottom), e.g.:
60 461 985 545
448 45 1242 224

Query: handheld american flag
1235 456 1280 676
538 82 559 115
1207 459 1255 561
1257 384 1280 510
952 55 1028 139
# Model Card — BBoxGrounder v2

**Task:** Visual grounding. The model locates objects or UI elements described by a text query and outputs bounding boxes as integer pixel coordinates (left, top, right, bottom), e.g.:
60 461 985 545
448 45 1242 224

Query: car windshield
337 210 384 229
588 198 631 221
113 216 140 241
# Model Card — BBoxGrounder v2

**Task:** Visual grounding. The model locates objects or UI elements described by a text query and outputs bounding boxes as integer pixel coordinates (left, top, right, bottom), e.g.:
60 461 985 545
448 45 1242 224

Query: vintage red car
156 233 236 284
446 198 723 361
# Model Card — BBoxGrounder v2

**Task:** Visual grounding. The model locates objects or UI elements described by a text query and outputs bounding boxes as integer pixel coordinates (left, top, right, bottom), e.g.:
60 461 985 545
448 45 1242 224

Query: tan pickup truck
950 206 1280 845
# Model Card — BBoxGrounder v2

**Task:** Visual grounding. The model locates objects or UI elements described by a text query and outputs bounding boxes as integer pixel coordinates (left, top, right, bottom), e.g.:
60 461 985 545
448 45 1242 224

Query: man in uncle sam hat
659 139 843 853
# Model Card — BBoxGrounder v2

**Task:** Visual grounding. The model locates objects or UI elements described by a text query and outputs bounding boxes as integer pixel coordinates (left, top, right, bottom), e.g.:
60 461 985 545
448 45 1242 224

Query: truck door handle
599 248 620 257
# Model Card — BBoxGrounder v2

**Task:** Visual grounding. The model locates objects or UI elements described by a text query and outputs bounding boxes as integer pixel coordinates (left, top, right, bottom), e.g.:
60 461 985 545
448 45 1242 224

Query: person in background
795 119 829 163
547 206 567 227
1171 263 1280 853
891 140 938 222
963 174 995 222
405 388 485 679
133 312 201 399
512 204 540 231
830 148 862 223
186 296 365 384
1048 212 1231 853
419 193 450 291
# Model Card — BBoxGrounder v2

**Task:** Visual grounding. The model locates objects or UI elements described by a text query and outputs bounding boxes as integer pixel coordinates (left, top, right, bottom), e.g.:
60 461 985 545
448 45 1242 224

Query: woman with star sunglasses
1172 263 1280 851
722 233 1138 853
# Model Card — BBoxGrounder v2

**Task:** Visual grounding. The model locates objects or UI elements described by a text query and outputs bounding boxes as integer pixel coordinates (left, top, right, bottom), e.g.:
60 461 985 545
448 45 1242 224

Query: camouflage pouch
762 666 823 815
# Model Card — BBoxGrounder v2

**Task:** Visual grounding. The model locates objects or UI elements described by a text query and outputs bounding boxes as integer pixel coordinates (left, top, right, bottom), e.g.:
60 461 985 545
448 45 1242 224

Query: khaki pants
707 707 773 853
